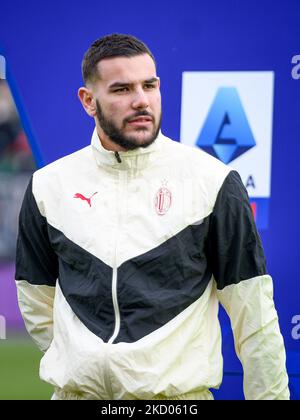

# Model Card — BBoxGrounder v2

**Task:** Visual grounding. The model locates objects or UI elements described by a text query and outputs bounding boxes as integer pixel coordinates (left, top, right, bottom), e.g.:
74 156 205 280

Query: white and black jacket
15 129 289 400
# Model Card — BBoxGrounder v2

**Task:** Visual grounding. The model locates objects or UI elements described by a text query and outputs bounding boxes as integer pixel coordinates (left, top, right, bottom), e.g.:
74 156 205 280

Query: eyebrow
108 77 159 89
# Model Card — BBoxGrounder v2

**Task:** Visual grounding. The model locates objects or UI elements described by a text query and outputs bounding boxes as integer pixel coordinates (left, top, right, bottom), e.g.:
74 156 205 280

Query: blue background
1 0 299 399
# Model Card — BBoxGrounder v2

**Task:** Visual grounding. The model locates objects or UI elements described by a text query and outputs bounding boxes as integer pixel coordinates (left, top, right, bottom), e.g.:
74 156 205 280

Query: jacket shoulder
161 135 232 187
31 146 92 210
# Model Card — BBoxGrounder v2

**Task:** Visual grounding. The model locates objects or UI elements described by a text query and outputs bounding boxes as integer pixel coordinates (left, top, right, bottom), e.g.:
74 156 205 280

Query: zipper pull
114 151 122 163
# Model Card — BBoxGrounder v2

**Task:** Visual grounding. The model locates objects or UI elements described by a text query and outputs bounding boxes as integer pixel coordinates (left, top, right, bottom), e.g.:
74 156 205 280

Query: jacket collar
91 127 163 171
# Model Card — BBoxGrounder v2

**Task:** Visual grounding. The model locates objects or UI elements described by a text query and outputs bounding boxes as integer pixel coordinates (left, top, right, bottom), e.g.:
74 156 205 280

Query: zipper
108 264 121 344
103 170 127 398
108 170 127 344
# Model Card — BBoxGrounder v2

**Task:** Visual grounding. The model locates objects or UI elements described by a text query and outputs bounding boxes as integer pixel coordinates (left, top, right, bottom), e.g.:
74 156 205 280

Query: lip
127 120 153 127
127 116 153 125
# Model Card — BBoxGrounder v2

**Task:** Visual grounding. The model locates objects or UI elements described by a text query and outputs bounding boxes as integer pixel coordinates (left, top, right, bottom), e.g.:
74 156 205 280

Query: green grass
0 334 53 400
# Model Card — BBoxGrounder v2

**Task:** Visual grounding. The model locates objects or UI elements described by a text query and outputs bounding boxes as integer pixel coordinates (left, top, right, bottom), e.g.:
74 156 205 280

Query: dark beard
96 99 161 151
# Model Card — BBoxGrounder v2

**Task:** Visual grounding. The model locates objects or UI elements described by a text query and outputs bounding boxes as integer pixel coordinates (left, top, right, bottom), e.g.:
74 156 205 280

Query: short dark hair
82 33 156 85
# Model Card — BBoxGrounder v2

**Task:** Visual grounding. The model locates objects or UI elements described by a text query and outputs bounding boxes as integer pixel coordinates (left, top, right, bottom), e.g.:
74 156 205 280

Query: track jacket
15 129 290 400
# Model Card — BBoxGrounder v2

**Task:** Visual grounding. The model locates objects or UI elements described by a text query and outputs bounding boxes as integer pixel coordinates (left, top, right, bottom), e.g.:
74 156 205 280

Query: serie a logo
196 87 256 164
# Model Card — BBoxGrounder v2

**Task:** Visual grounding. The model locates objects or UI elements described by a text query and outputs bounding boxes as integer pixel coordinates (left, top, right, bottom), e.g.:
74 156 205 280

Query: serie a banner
181 71 274 230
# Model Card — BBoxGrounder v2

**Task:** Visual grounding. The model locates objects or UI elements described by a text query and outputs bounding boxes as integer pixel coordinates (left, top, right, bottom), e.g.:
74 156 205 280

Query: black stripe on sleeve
15 177 59 286
207 170 267 290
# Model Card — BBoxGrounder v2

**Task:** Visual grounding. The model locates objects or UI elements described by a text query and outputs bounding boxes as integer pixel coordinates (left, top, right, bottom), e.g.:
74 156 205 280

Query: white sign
180 71 274 199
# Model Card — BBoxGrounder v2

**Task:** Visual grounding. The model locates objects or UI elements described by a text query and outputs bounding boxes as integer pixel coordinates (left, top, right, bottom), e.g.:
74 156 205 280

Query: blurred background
0 0 299 400
0 80 52 399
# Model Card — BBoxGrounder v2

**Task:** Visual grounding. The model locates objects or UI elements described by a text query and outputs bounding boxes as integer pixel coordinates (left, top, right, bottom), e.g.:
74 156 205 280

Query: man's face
92 54 161 151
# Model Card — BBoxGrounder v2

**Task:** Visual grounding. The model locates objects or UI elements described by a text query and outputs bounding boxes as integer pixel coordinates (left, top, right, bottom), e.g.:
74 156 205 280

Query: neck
96 128 127 152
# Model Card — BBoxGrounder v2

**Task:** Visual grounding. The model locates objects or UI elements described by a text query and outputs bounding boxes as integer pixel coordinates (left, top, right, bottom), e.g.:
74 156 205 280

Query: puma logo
74 192 98 207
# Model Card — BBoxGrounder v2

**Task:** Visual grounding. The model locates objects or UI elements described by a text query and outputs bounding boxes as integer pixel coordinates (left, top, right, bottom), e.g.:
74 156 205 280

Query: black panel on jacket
50 219 212 344
15 177 59 286
47 225 114 342
49 218 213 344
115 219 212 343
207 170 267 290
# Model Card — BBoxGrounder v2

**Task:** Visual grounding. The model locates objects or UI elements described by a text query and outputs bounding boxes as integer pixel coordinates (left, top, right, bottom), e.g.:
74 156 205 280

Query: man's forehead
96 54 156 84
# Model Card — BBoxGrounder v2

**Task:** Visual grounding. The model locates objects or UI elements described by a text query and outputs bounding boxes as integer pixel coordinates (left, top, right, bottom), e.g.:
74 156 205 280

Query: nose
131 87 149 109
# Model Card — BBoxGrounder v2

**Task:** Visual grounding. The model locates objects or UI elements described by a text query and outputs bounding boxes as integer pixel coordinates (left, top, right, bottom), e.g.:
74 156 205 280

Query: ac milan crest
155 182 172 215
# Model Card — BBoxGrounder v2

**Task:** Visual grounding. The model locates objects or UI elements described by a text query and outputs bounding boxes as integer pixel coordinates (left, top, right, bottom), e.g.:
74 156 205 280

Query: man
15 33 290 400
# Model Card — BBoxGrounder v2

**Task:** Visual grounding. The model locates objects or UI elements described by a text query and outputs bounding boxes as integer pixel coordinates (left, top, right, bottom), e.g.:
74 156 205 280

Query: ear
78 87 97 117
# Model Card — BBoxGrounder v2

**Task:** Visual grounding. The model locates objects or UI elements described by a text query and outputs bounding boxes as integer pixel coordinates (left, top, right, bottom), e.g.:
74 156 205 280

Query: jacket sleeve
207 170 290 400
15 176 59 352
